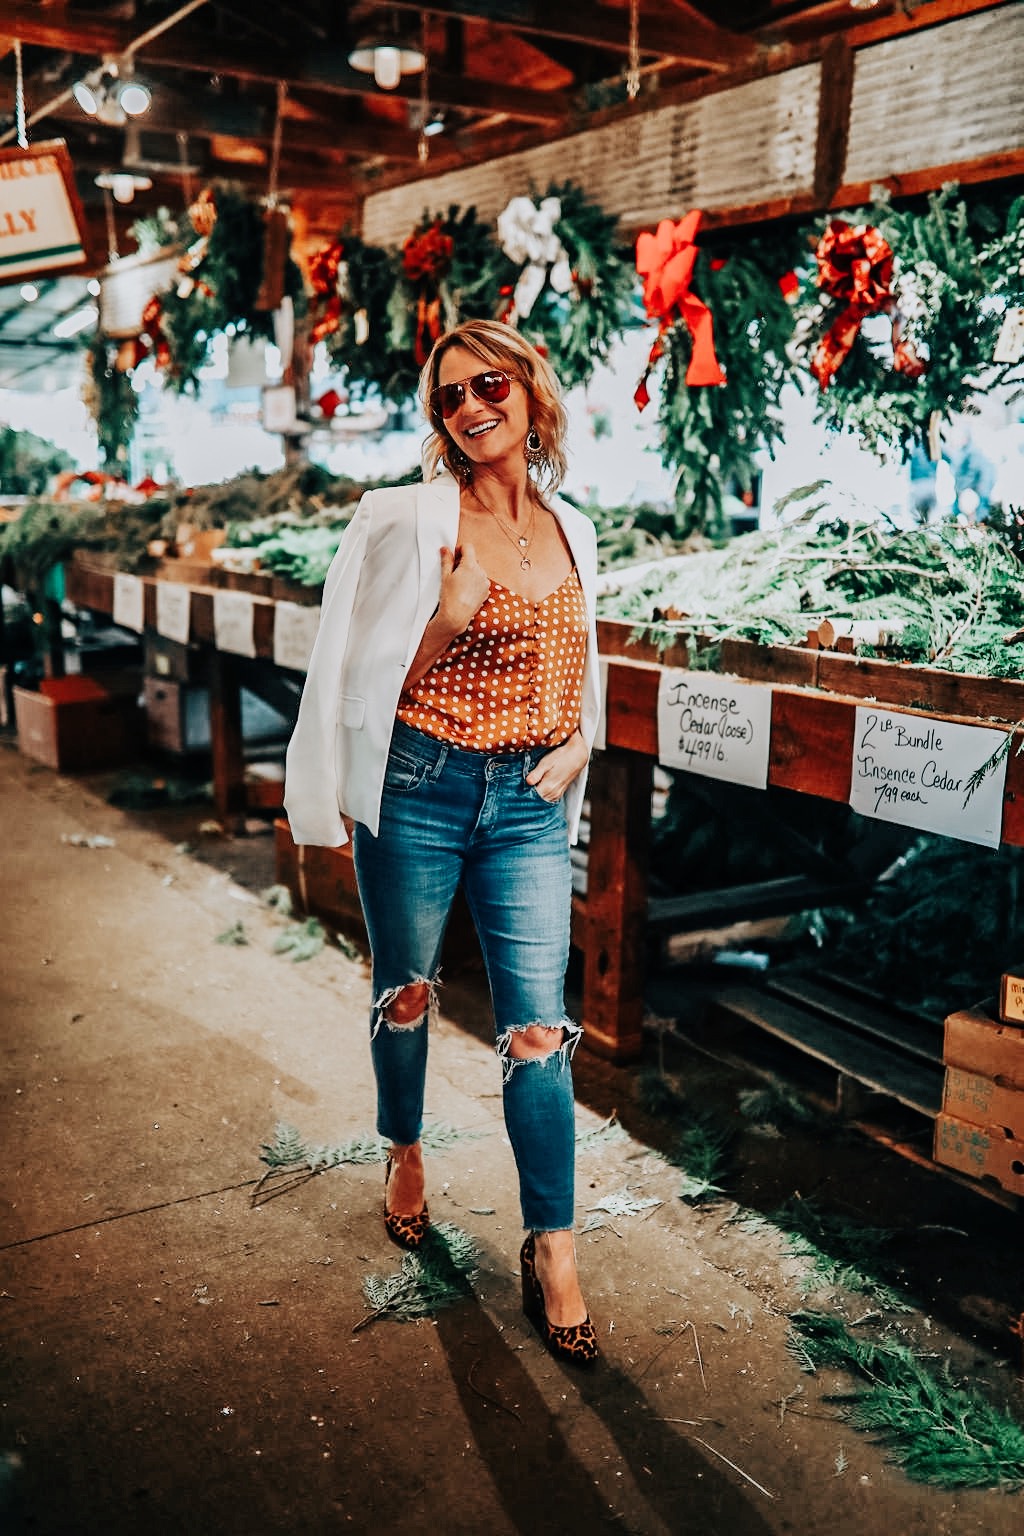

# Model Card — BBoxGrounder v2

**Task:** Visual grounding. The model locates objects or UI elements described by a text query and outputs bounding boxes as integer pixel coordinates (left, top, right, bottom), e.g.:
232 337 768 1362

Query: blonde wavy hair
419 319 568 496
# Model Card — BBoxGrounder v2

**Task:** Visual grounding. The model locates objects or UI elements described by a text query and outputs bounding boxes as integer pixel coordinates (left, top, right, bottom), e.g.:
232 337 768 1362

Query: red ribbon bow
633 210 725 408
309 240 346 344
811 219 894 389
402 221 454 364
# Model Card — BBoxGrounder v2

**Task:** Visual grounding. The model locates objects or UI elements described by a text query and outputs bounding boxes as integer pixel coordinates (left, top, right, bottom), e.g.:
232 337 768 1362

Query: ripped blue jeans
352 717 582 1232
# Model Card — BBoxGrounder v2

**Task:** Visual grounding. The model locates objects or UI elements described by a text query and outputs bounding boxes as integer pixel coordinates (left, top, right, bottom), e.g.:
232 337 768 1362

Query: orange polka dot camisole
396 569 589 752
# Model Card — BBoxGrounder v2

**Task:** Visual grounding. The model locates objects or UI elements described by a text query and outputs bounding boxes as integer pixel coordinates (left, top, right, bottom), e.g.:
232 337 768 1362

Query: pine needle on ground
789 1310 1024 1490
356 1223 479 1329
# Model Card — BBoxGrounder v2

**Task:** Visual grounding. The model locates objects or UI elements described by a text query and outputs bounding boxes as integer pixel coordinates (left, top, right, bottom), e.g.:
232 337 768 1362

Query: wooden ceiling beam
0 12 571 125
23 86 430 167
387 0 761 71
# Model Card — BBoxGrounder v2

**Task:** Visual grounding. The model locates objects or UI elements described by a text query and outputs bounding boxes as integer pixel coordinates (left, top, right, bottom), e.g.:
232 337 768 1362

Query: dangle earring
446 441 473 482
524 425 545 469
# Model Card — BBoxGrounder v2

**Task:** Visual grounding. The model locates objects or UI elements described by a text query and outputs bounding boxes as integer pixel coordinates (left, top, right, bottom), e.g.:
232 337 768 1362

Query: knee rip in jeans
371 975 440 1038
496 1017 583 1084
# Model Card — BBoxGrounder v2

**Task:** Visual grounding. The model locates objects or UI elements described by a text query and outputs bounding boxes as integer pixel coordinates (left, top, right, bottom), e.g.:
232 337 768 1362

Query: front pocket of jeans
526 779 563 806
383 750 426 792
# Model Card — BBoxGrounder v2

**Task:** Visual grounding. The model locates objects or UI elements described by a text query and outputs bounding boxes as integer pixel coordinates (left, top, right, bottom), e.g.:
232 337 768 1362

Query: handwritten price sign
657 670 772 788
850 707 1008 848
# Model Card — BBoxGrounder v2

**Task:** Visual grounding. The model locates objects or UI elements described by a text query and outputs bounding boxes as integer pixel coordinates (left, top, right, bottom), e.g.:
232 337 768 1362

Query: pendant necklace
468 483 537 569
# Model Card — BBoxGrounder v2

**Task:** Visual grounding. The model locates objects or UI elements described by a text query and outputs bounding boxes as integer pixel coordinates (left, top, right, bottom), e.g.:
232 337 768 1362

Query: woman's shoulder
551 495 598 543
367 474 457 515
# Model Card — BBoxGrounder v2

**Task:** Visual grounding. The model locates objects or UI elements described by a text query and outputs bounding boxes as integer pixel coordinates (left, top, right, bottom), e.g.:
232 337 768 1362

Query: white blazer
284 472 603 848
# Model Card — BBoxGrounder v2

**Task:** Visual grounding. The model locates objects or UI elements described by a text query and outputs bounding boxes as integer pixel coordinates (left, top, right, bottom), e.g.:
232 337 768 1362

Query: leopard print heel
520 1233 599 1367
383 1156 430 1251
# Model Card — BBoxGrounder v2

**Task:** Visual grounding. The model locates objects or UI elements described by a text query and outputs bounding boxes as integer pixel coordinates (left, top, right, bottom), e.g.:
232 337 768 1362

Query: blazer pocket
339 694 365 728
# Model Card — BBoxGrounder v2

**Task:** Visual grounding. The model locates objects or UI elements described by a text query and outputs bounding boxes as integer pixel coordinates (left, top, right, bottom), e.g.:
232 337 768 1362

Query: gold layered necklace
467 482 537 570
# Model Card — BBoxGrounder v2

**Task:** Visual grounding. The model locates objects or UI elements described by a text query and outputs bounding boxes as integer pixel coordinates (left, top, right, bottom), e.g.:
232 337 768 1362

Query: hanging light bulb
373 45 402 90
95 170 153 205
348 19 425 92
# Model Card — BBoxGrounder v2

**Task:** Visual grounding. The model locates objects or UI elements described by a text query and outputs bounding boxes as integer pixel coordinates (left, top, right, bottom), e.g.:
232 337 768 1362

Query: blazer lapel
408 475 460 659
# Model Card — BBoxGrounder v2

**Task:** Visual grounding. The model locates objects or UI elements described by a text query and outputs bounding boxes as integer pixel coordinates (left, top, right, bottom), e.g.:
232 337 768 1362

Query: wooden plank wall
361 5 1024 244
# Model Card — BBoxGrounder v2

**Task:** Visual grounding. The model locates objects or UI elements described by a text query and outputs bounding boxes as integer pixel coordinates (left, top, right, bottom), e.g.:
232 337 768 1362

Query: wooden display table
61 556 1024 1078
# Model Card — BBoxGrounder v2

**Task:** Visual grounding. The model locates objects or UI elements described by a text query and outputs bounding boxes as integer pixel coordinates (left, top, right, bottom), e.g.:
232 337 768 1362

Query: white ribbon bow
497 195 574 319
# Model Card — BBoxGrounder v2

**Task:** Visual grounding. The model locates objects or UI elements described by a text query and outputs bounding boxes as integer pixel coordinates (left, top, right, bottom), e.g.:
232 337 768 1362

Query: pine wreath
793 186 1024 459
387 203 514 400
650 229 805 536
141 183 307 395
499 181 640 392
320 230 408 404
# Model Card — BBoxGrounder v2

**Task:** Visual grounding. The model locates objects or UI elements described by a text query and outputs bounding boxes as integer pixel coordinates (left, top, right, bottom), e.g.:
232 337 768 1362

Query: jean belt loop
428 738 449 782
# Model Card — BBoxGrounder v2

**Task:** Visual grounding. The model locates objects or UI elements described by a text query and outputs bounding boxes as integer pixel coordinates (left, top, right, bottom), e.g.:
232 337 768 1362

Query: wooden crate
13 676 145 772
936 1003 1024 1196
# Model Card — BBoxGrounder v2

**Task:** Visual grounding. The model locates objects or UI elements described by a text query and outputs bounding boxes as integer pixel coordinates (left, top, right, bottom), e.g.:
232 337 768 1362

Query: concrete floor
1 736 1022 1536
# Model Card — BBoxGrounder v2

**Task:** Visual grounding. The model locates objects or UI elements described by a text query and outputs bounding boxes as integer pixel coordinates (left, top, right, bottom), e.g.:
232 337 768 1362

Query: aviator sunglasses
430 369 513 420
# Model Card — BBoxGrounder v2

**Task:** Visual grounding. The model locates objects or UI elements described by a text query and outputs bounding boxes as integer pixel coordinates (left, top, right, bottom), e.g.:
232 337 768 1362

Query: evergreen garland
143 183 307 395
82 334 140 468
651 232 804 536
386 203 515 402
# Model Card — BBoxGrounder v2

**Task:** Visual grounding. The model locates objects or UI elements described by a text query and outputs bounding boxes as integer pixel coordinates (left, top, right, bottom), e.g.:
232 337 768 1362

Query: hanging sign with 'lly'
0 141 87 279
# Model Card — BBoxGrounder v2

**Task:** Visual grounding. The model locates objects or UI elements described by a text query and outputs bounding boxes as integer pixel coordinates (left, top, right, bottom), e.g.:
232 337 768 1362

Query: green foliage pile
0 425 73 496
0 494 158 590
819 834 1021 1018
598 487 1024 681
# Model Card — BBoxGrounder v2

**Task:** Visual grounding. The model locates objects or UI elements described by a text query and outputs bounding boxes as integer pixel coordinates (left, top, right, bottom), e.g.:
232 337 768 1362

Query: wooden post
578 747 652 1061
208 649 246 834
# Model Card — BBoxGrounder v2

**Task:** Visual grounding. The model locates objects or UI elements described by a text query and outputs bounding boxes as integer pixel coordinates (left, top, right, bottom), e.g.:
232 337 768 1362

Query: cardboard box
943 1004 1024 1090
999 966 1024 1026
13 675 144 771
933 1113 1024 1197
941 1066 1024 1141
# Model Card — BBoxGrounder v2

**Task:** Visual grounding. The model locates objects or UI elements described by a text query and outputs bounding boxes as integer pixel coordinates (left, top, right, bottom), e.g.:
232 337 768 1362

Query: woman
284 319 601 1366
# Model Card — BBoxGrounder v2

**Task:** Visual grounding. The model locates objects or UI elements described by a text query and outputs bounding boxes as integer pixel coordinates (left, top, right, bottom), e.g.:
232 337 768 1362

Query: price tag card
850 707 1008 848
112 572 144 633
592 658 609 751
213 589 256 658
657 670 772 787
273 601 320 672
155 581 191 644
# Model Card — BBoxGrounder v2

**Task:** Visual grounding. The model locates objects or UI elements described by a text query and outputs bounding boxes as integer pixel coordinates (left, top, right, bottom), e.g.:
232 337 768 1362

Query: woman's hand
437 542 490 635
526 730 590 802
404 543 490 687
